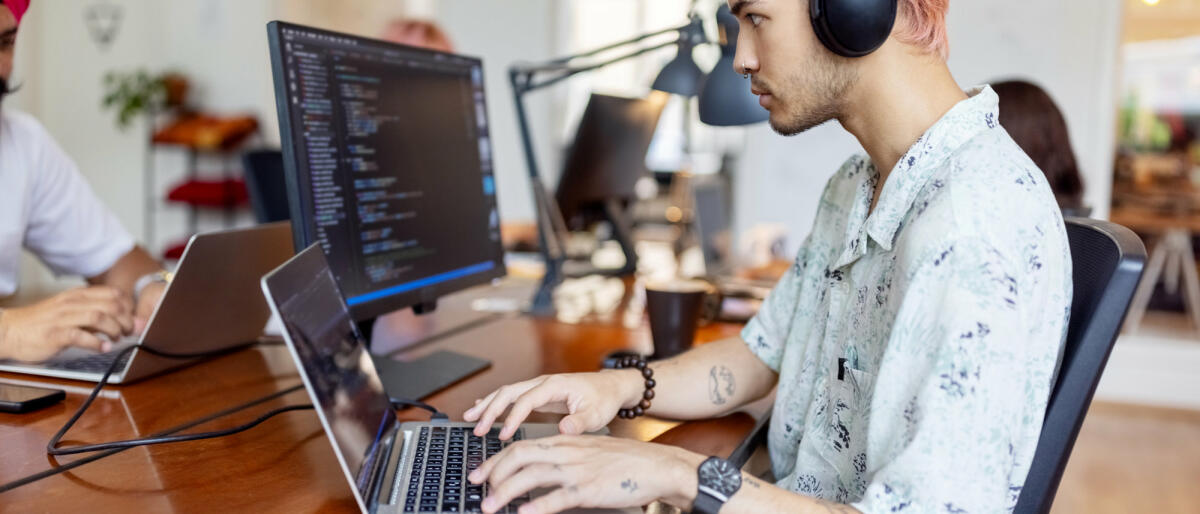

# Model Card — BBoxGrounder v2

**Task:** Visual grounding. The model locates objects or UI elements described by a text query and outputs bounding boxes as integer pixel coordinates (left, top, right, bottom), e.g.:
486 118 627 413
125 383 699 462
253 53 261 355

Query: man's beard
0 76 11 104
762 53 857 137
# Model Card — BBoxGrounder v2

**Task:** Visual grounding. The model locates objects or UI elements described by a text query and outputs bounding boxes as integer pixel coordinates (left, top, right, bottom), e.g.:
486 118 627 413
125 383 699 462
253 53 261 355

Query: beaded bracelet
613 355 656 419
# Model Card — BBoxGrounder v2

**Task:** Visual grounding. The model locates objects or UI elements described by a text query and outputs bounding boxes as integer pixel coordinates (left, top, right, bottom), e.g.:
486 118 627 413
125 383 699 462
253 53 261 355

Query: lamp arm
507 14 708 313
518 38 685 93
512 21 694 75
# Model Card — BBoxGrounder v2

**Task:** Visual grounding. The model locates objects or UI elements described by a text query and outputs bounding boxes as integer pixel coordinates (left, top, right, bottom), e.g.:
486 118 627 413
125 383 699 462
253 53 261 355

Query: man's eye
747 14 764 27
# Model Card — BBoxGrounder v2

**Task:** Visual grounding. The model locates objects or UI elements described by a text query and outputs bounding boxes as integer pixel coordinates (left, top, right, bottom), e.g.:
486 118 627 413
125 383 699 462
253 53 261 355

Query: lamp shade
652 39 705 97
698 4 768 126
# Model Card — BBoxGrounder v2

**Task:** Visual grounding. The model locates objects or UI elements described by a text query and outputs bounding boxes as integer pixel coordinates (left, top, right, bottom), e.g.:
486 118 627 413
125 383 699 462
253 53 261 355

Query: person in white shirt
458 1 1071 514
0 0 167 363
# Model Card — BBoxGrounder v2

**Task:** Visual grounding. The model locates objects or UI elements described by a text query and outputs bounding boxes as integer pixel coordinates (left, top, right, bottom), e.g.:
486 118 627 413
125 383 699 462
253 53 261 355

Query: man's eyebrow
730 0 761 17
0 28 16 39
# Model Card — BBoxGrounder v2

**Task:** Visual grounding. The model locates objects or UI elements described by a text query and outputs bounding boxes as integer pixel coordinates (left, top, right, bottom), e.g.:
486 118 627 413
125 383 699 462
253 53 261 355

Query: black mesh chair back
242 149 291 223
1015 217 1146 513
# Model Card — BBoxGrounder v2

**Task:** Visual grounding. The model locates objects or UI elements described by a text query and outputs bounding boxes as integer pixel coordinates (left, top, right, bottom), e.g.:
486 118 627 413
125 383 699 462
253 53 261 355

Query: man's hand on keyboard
463 371 646 441
468 435 704 514
0 286 135 362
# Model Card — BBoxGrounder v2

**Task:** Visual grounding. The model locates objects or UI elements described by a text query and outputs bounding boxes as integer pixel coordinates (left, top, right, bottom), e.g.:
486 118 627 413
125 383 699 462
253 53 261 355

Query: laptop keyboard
403 426 527 513
44 350 133 373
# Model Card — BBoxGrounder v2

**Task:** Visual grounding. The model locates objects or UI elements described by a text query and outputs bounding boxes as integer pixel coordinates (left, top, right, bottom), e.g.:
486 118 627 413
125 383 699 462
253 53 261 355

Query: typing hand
468 435 702 514
463 370 644 440
0 286 135 362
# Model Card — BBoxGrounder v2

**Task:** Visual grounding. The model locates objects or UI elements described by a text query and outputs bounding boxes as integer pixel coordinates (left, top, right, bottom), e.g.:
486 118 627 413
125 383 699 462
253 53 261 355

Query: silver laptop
0 222 294 384
263 244 636 514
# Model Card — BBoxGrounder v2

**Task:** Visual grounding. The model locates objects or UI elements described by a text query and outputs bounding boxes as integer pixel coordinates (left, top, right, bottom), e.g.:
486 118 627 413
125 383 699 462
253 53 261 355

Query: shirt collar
863 85 999 251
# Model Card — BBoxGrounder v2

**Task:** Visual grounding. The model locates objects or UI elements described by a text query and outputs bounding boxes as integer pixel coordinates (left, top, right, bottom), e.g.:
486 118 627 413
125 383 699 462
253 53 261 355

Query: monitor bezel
267 20 507 322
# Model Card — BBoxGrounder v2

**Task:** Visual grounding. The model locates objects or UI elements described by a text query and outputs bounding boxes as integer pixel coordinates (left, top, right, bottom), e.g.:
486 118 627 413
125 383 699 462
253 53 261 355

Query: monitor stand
358 315 492 402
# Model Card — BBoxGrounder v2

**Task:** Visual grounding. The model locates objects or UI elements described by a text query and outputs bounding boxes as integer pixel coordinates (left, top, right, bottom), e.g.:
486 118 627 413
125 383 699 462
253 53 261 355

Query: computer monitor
267 21 500 399
691 177 734 276
555 92 667 231
268 21 504 323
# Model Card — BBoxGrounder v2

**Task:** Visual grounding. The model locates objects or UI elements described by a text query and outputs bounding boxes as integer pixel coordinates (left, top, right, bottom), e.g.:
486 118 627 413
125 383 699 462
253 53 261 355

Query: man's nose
732 35 759 75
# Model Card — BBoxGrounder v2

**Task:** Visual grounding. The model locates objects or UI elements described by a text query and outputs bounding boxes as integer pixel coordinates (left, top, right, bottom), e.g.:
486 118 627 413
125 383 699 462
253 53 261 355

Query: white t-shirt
0 109 134 296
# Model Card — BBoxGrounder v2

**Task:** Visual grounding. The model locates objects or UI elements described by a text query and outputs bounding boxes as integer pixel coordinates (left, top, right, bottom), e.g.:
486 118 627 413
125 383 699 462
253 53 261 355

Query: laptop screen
263 244 396 501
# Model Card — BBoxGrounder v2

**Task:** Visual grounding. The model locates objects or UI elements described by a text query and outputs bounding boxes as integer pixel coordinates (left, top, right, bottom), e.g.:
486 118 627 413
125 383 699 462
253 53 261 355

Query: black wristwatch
692 456 742 514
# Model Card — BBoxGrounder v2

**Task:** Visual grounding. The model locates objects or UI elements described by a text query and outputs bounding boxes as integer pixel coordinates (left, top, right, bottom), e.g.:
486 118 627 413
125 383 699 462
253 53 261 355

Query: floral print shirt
741 86 1072 513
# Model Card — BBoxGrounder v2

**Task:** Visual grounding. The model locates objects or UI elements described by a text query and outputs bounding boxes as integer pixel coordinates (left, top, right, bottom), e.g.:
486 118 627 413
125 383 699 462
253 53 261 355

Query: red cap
4 0 29 25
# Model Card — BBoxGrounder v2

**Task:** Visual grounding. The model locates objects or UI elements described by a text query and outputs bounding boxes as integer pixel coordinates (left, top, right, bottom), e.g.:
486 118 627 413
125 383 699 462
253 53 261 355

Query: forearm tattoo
620 478 638 494
708 365 735 405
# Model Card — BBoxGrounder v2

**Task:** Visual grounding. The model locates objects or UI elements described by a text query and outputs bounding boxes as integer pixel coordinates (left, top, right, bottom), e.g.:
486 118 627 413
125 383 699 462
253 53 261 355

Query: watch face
698 457 742 497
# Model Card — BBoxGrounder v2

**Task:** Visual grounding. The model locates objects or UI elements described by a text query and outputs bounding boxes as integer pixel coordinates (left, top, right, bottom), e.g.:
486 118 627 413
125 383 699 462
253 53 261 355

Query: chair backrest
242 149 291 223
1015 217 1146 513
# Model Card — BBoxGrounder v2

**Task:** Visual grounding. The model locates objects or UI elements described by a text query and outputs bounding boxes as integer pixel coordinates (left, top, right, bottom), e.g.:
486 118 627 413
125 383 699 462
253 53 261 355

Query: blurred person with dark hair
380 18 454 52
0 0 168 362
993 79 1088 214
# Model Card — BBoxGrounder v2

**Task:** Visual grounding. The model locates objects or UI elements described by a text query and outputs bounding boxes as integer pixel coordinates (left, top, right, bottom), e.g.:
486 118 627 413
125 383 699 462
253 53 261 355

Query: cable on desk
3 341 451 493
390 396 448 421
0 382 306 493
45 343 314 457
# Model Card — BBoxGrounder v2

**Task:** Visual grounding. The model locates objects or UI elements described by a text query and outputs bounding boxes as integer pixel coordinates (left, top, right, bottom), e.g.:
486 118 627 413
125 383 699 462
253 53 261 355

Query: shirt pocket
818 360 876 496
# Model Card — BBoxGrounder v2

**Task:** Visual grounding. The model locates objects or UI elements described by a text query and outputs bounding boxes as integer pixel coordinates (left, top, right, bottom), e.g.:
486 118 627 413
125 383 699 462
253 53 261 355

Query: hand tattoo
745 477 761 489
708 365 735 405
620 478 638 493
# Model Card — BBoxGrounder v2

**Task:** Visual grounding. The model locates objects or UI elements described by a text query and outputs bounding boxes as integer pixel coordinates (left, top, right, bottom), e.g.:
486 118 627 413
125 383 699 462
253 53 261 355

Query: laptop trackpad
44 338 138 363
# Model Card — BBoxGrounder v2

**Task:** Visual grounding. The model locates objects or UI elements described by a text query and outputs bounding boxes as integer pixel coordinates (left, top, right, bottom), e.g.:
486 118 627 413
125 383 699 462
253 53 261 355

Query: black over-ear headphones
810 0 898 58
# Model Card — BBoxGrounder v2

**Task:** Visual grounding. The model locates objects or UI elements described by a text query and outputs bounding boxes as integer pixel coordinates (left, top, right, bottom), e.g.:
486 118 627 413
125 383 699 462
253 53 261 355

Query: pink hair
895 0 950 60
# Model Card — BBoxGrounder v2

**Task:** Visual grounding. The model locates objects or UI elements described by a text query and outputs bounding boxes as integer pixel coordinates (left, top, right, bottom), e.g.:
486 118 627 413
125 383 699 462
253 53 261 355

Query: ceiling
1125 0 1200 42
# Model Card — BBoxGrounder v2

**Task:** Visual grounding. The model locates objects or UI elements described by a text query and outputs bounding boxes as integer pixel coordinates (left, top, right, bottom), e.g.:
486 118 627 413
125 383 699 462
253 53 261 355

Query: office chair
728 219 1145 514
241 149 290 223
1015 217 1145 513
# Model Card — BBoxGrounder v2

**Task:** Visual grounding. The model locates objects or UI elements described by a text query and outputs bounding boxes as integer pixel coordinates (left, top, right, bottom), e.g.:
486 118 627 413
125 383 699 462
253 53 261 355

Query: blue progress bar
347 261 495 306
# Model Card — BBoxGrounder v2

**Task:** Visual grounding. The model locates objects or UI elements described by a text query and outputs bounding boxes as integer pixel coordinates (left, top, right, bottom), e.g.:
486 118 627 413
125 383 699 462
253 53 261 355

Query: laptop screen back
262 244 395 503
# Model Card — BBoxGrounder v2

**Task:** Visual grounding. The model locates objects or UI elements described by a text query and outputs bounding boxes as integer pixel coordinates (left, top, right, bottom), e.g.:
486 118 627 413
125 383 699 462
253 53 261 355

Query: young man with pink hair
463 1 1071 513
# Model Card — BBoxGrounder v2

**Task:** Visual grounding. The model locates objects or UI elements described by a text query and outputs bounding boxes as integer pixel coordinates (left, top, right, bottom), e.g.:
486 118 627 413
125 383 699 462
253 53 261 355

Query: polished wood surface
1052 401 1200 514
0 279 757 512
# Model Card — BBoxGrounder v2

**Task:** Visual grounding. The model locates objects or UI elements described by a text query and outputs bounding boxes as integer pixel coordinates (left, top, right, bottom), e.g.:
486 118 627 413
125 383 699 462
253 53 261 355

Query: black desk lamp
511 6 767 315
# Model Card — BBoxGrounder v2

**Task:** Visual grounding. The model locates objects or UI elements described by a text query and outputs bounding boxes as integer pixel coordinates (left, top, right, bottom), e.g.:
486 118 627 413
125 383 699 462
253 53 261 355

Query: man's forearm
663 454 862 514
627 337 777 420
87 246 163 295
700 472 862 514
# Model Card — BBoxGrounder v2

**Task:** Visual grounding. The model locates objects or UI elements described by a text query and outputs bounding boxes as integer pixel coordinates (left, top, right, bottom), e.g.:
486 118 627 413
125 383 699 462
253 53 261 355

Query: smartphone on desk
0 383 66 413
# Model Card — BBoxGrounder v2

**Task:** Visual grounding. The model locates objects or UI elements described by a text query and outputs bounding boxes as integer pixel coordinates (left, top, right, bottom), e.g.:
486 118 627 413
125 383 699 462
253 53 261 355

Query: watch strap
134 270 172 300
692 490 725 514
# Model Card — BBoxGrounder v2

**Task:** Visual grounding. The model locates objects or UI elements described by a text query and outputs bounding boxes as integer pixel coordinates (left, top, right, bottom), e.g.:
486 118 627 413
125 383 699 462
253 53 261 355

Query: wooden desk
0 279 761 512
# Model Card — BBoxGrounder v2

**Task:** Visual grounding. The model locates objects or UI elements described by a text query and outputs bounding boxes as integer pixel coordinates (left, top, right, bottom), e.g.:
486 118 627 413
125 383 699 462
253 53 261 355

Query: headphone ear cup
810 0 898 58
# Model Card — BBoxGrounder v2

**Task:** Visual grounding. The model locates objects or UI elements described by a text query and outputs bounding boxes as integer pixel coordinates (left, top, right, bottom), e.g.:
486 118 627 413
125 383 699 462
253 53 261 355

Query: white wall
434 0 562 225
7 0 560 294
734 0 1125 254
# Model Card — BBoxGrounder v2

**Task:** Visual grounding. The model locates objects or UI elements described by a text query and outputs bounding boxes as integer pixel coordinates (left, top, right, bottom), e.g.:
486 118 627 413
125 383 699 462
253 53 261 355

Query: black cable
46 343 312 457
2 340 447 493
0 383 305 493
390 396 448 421
49 403 314 455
